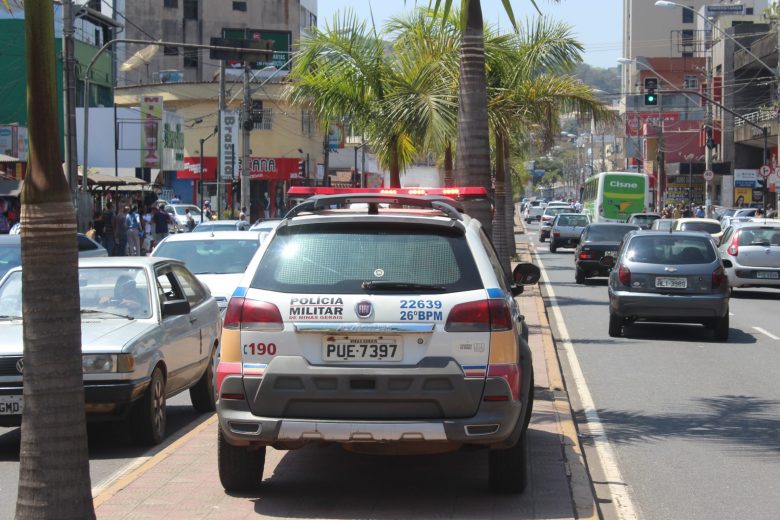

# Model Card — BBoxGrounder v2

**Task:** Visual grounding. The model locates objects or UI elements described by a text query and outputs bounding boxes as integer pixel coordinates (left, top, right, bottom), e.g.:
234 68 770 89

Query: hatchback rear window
557 215 589 227
679 221 721 234
250 223 481 293
737 227 780 246
584 225 638 242
626 236 716 264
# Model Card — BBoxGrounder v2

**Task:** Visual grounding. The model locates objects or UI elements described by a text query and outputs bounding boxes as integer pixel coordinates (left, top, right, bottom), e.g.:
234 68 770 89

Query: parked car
216 192 541 494
524 205 545 223
539 205 575 242
627 212 661 230
549 213 590 252
192 220 250 233
164 204 205 233
650 218 675 232
152 231 264 314
608 231 730 340
673 218 723 240
0 257 221 444
717 221 780 292
574 223 640 284
0 233 107 279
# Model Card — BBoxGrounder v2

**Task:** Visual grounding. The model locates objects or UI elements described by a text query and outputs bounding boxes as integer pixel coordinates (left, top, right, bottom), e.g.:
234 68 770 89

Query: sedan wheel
608 312 622 338
190 345 217 413
132 367 166 446
575 267 585 285
549 240 557 253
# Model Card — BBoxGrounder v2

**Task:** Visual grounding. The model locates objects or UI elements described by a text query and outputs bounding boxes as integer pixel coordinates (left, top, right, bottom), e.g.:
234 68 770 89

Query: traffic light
643 77 658 106
644 91 658 106
297 159 306 178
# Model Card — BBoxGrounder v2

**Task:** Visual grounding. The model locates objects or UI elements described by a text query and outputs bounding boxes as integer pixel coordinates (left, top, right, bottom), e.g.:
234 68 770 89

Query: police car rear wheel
488 431 529 494
218 428 265 492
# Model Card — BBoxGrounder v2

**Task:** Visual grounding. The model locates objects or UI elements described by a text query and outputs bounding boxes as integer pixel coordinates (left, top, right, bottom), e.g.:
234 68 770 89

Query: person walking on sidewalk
126 205 141 256
114 205 128 256
102 203 116 255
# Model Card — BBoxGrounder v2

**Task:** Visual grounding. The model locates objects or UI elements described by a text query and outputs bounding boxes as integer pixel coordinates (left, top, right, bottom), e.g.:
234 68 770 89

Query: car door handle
189 317 198 324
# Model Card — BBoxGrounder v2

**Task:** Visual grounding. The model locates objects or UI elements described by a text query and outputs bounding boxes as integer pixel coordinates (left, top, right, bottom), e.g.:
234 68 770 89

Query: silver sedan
0 257 221 445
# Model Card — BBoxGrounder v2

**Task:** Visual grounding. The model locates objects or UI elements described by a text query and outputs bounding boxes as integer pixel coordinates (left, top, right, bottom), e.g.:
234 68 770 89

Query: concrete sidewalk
93 218 597 520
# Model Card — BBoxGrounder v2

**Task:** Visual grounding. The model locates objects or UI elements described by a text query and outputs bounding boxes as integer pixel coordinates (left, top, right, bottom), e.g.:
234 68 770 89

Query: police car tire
488 430 529 494
218 428 265 492
131 367 166 446
190 345 217 413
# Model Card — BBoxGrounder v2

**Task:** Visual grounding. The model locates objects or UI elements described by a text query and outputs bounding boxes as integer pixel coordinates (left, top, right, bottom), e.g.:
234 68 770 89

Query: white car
164 204 205 233
152 231 264 313
0 257 221 445
216 190 541 494
718 221 780 292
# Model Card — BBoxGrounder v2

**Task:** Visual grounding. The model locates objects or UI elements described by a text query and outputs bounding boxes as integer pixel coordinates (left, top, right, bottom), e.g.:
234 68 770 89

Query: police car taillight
486 364 521 401
223 297 283 331
444 300 511 332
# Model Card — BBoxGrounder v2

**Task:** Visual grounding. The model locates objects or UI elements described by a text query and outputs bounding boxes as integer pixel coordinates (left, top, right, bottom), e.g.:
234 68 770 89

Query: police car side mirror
512 263 541 285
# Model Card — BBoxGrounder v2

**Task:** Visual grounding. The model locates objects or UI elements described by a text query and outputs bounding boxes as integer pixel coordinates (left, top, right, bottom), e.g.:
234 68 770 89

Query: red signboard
178 156 300 181
625 112 680 136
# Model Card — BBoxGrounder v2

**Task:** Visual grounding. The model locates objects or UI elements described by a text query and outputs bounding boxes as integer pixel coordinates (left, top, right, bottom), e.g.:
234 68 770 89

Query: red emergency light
287 186 488 198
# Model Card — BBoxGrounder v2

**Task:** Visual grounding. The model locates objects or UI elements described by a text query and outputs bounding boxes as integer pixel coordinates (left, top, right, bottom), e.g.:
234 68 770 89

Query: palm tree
14 1 95 518
287 10 456 187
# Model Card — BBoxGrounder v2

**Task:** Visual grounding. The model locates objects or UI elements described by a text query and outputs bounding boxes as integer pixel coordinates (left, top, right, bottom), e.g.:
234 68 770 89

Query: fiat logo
355 301 373 318
15 358 23 374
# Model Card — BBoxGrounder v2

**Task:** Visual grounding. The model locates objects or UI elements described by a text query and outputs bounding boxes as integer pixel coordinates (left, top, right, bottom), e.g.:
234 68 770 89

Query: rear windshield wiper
361 281 447 292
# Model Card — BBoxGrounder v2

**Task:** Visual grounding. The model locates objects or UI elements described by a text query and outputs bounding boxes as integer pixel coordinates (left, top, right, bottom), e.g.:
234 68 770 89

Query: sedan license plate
656 277 687 289
756 271 779 279
0 395 23 415
604 250 617 257
323 336 402 362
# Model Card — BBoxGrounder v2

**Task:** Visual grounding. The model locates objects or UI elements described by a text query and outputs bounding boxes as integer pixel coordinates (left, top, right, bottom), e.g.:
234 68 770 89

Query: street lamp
199 126 218 219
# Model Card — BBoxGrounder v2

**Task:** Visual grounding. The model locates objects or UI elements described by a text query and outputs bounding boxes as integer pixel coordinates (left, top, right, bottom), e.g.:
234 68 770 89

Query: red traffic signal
297 159 306 177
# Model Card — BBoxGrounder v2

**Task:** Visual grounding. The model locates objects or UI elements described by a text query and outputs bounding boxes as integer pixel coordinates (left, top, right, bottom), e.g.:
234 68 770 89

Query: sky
317 0 623 69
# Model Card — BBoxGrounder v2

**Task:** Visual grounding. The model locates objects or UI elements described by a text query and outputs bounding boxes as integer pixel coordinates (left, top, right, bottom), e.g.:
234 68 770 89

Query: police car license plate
656 277 687 288
0 395 23 415
323 336 402 362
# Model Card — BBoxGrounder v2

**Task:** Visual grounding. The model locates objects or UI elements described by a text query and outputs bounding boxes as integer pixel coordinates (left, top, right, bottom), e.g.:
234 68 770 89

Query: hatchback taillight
618 263 631 285
712 265 725 288
553 232 561 238
223 297 283 331
445 299 512 332
727 232 739 256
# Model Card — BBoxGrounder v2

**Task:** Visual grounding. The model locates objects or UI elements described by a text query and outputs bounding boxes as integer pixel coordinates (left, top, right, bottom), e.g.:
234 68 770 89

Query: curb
516 211 598 520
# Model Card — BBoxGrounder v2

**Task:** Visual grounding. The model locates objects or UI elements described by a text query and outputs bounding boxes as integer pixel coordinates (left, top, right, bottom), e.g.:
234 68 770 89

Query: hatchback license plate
656 277 687 288
0 395 23 415
323 336 402 362
756 271 779 279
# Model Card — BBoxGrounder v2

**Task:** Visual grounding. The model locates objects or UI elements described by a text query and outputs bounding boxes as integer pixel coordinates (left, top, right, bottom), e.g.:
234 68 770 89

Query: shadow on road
623 323 757 345
730 289 780 301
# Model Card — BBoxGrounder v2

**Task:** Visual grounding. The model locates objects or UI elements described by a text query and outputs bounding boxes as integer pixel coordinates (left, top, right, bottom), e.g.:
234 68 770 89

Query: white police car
215 188 540 494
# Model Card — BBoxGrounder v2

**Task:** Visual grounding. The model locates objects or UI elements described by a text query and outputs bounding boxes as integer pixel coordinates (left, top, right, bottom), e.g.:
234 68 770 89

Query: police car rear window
250 223 482 294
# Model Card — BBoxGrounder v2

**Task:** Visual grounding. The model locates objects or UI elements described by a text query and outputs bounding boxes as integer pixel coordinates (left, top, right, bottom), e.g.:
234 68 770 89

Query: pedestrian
755 207 765 219
185 208 196 231
153 203 172 245
672 205 681 219
239 207 248 222
114 205 128 256
0 210 9 234
126 205 141 256
171 193 181 204
85 221 97 241
93 209 105 245
695 205 705 218
203 200 213 221
102 202 116 255
142 205 153 254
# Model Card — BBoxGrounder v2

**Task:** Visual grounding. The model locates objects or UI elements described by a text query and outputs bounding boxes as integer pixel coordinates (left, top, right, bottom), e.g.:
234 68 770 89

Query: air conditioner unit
159 70 184 83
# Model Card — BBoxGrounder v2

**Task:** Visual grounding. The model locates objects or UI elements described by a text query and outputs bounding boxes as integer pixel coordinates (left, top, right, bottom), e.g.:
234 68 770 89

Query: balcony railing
733 108 777 127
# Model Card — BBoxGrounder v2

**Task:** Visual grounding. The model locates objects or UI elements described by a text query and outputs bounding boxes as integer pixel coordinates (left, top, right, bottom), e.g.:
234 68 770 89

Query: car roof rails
284 193 464 221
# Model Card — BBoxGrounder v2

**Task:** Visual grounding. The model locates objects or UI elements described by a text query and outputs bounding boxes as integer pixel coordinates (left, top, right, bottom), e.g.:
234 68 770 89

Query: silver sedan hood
0 319 158 355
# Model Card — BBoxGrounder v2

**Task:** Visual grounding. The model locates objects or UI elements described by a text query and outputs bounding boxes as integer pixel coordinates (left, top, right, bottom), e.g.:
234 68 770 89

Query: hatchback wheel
549 240 557 253
539 233 546 243
488 431 529 494
132 366 166 445
712 312 729 341
608 312 622 338
218 427 265 493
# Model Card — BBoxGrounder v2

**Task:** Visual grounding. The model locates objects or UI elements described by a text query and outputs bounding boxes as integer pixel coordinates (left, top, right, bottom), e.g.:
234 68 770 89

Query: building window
183 0 198 20
301 110 313 135
681 29 694 46
682 51 693 58
233 1 247 11
747 8 753 15
164 46 179 56
682 6 694 23
254 109 273 130
183 50 199 68
163 0 178 8
683 75 698 89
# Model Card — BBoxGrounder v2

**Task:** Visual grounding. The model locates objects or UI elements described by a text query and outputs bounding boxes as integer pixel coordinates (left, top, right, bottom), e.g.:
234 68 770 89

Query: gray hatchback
607 231 730 340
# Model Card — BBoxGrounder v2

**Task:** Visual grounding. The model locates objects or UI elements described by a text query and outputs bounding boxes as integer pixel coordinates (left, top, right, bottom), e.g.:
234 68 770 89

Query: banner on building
179 156 300 181
220 110 239 180
161 112 184 171
140 96 163 168
625 112 680 136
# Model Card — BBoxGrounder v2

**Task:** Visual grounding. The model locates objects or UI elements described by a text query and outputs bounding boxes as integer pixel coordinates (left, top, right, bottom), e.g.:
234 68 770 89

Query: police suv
215 188 540 494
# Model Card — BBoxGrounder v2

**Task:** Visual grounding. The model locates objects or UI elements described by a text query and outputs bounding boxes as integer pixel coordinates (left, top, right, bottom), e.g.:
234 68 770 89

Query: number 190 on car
323 336 402 362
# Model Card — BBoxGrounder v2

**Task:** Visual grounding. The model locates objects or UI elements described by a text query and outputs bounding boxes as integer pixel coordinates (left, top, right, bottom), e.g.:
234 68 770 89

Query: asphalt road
524 221 780 520
0 392 209 519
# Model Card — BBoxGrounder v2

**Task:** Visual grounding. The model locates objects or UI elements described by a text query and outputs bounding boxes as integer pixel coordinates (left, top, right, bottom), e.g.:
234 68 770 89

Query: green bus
581 172 650 223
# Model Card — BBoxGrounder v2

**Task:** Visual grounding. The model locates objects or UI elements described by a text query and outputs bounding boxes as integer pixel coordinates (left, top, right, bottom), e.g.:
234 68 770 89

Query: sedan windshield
625 236 717 265
585 225 638 242
154 239 260 275
0 267 152 319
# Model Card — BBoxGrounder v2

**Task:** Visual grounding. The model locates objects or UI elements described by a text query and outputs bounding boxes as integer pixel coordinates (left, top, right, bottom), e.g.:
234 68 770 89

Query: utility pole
241 61 251 214
704 31 714 218
62 0 79 204
217 61 225 219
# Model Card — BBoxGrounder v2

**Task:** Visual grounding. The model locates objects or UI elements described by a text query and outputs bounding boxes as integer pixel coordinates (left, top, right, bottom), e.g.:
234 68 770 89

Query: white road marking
533 252 641 520
752 327 780 340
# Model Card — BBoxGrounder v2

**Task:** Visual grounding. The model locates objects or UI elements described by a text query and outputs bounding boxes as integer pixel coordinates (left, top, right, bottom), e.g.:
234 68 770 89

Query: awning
0 180 22 197
75 166 149 187
0 154 19 163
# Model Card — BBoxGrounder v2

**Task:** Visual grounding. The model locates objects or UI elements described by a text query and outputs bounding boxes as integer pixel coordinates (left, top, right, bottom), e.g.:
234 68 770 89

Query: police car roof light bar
284 193 464 220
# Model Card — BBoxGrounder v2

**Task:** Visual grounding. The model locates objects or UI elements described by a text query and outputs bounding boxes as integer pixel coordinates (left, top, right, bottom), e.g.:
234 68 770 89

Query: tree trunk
443 142 454 187
16 3 94 518
389 135 401 188
454 0 492 233
492 131 510 273
504 138 516 258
